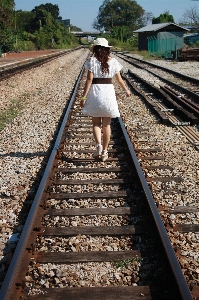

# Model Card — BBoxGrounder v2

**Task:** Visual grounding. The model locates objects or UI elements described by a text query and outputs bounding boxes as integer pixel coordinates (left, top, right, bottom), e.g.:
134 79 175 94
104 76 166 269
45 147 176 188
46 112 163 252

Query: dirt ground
0 50 62 66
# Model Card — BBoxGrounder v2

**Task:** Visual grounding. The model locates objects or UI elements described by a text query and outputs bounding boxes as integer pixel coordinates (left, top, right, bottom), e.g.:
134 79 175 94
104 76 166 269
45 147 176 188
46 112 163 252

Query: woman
80 38 131 162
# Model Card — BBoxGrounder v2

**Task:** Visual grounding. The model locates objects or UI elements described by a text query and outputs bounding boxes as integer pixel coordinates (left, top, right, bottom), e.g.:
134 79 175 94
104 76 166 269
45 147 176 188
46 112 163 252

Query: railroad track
116 52 199 96
116 53 199 120
113 53 199 148
0 60 194 299
0 48 81 81
122 70 199 148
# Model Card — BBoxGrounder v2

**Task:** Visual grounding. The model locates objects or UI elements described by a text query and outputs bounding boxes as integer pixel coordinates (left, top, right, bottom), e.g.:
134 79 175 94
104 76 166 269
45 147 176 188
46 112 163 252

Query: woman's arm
80 70 93 107
115 72 131 97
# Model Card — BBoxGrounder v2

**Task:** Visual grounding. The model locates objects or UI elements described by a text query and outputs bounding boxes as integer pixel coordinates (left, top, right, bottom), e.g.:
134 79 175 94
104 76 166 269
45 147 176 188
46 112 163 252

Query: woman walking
80 38 131 161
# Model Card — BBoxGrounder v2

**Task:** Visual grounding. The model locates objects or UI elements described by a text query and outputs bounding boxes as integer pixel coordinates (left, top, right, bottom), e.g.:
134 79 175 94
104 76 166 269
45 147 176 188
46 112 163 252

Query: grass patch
129 50 163 61
0 98 25 131
112 256 142 270
113 48 161 61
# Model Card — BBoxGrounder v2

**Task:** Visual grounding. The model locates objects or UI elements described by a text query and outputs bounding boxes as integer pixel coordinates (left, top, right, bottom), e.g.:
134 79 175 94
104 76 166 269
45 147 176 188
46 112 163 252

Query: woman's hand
80 96 87 108
126 89 131 97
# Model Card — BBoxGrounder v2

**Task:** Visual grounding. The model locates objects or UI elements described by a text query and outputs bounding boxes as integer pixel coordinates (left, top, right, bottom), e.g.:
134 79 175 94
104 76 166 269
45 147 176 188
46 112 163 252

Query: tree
70 25 82 32
111 25 129 42
27 8 55 33
28 3 61 33
31 3 60 20
15 10 35 32
93 0 145 31
179 6 199 28
0 0 15 28
0 2 79 51
0 0 15 51
139 12 154 27
152 11 174 24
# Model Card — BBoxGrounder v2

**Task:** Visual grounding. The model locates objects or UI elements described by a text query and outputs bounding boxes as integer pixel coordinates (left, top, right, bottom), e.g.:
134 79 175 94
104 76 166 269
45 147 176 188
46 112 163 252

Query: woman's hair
93 45 110 74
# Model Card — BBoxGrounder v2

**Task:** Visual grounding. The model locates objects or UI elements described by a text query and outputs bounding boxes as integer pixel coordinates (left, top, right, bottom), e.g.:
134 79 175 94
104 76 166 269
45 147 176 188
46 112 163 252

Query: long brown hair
93 45 110 74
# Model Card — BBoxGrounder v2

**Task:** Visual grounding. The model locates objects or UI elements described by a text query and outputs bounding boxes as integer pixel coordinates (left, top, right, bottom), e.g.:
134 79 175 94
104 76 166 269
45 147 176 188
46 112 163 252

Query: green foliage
16 40 35 51
70 25 82 32
0 98 25 131
16 10 35 32
111 25 133 42
0 0 14 28
152 11 174 24
184 39 199 48
0 1 79 52
93 0 144 31
112 257 142 270
33 19 78 50
98 26 138 50
32 3 60 20
0 0 15 51
27 9 54 32
128 34 138 46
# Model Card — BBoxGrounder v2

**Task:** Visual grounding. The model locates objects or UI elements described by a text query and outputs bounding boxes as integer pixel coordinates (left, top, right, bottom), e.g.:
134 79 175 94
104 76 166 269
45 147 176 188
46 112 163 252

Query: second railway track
114 52 199 148
0 48 81 81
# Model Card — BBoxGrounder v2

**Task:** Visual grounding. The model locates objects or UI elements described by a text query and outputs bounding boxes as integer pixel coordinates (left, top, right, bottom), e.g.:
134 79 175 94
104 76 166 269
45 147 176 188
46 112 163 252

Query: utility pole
14 4 18 52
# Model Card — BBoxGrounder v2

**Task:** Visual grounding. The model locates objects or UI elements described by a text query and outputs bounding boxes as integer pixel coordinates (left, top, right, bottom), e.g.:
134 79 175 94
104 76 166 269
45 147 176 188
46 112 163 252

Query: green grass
112 256 142 270
129 50 164 61
0 98 25 131
113 47 162 61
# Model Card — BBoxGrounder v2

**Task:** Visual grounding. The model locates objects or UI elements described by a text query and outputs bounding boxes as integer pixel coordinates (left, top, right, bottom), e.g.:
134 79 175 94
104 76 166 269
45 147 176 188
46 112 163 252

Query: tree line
0 2 80 52
0 0 197 53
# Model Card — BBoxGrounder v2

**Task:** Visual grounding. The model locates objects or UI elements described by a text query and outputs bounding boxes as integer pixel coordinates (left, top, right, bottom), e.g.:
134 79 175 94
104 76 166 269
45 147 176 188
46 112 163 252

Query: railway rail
114 52 199 148
0 48 81 81
116 52 199 102
0 57 194 299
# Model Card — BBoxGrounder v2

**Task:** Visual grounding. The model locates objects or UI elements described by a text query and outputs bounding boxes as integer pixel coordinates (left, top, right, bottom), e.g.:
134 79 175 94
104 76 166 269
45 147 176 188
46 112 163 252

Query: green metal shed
134 23 189 58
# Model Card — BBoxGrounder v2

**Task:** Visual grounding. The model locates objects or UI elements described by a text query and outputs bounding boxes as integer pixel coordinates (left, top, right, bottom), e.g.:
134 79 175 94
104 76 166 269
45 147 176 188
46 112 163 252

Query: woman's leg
102 117 111 150
92 117 102 145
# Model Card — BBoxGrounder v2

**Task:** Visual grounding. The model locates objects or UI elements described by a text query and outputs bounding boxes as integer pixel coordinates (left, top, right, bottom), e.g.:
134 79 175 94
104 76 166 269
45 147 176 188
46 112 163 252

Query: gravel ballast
0 49 199 289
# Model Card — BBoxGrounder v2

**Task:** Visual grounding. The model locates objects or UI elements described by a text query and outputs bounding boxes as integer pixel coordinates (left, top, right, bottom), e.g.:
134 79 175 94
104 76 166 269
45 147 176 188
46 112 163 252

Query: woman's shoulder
108 57 117 63
85 56 95 65
108 57 120 65
86 56 99 63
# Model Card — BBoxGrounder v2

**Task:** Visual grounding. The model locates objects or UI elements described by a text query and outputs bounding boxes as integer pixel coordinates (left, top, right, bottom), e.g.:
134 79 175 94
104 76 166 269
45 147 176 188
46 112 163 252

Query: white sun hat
91 38 112 49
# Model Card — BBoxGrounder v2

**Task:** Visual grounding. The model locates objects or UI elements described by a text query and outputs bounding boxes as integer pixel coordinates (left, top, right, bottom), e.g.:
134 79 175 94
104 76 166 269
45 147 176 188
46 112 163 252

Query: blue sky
15 0 199 31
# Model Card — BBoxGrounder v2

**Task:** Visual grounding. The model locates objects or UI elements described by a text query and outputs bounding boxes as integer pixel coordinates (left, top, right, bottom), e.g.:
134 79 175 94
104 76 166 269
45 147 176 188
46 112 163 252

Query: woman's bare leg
102 117 111 150
92 117 102 145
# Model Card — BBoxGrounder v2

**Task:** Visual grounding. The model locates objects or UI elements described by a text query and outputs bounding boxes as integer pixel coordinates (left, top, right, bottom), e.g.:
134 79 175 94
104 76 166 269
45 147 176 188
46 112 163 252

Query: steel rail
0 49 80 81
0 50 66 71
118 53 199 101
0 58 193 299
123 53 199 84
0 64 85 300
146 68 199 102
118 117 193 300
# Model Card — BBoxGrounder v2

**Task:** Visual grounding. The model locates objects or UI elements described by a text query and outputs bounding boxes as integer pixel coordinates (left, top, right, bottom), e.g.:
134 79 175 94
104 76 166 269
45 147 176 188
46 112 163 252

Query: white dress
82 57 123 118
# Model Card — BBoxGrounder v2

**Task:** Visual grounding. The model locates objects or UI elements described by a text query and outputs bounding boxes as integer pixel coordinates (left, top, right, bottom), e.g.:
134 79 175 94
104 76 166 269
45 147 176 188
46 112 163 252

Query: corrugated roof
134 23 189 33
184 33 199 37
